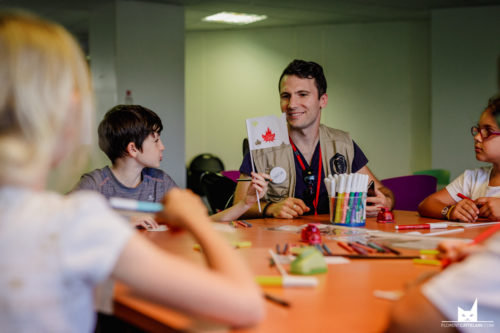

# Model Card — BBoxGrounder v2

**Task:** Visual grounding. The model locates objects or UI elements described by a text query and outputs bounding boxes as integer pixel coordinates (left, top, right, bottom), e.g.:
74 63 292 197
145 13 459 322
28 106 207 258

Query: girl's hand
156 188 208 230
437 239 483 266
449 198 479 222
243 172 270 206
476 197 500 221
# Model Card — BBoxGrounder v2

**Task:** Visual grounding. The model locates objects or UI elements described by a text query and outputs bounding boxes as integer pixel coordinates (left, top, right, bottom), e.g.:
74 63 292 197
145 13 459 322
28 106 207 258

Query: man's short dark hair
98 105 163 164
278 59 327 98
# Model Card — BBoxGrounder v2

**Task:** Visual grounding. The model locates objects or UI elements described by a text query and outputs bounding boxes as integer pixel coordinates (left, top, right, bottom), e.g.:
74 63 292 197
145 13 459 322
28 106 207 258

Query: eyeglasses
303 169 315 204
471 125 500 139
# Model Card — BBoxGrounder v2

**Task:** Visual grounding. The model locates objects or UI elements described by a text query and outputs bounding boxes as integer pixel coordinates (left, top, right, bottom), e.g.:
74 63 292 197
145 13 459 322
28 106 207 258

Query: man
234 59 393 218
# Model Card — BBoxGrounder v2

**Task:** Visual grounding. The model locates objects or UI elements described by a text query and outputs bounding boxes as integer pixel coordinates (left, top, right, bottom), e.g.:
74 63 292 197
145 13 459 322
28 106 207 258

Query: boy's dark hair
278 59 327 99
98 105 163 164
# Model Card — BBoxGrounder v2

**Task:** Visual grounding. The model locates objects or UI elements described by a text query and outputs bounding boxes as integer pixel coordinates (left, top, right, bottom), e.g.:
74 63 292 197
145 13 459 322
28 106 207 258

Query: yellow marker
413 259 442 266
419 249 440 255
193 240 252 251
233 241 252 248
256 276 283 286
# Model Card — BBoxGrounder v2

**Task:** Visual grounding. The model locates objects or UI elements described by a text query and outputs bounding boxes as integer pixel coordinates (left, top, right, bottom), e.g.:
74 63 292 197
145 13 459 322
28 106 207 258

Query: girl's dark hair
98 105 163 163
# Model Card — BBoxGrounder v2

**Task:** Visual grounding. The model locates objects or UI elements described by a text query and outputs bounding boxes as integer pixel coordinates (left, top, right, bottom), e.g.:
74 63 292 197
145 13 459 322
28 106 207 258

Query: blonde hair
0 11 93 186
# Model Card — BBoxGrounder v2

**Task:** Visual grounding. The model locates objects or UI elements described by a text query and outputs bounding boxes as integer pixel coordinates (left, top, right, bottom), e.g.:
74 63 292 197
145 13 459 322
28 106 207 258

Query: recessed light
202 12 267 25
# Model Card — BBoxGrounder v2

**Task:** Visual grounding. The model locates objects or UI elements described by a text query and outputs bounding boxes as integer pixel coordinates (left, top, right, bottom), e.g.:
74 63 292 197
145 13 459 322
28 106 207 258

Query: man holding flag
235 59 393 219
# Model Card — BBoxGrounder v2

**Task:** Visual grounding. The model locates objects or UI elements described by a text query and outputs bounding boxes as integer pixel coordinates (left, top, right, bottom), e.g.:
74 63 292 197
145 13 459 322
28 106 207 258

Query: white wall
186 21 430 180
90 1 186 187
431 6 500 180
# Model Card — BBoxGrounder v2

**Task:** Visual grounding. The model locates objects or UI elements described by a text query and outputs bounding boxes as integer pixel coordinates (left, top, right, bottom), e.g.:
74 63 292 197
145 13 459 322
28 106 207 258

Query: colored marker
109 197 162 213
237 178 271 182
264 293 290 307
412 259 443 266
255 275 318 287
337 241 354 253
342 174 353 223
472 223 500 245
395 223 448 230
335 174 346 222
457 193 472 201
322 243 333 255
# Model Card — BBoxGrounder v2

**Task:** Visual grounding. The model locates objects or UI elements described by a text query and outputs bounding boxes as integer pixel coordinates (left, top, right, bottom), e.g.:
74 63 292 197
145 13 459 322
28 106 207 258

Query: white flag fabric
245 113 289 150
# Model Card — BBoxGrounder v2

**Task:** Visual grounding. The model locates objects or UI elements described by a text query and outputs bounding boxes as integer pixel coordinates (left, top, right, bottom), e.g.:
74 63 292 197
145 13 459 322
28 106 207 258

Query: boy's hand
131 215 159 230
476 197 500 221
449 198 479 222
156 188 208 230
243 172 270 206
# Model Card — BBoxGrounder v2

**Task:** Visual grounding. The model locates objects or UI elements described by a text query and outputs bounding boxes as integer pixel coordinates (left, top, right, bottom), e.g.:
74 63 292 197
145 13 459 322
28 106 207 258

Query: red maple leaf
261 127 276 142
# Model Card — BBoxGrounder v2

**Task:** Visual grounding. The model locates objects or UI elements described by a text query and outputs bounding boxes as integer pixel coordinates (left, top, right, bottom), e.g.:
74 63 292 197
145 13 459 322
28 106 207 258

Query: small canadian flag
245 113 289 150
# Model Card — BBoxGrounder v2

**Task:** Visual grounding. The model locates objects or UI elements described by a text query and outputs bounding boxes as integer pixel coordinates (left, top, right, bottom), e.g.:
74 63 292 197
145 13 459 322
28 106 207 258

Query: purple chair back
381 175 437 211
221 170 240 183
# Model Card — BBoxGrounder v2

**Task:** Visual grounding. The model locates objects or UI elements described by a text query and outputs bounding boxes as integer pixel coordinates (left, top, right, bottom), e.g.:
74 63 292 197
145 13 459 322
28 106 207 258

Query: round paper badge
270 167 286 184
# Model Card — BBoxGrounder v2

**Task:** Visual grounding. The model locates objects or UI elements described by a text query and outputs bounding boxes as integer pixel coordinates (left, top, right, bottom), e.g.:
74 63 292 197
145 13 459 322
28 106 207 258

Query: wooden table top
113 211 494 333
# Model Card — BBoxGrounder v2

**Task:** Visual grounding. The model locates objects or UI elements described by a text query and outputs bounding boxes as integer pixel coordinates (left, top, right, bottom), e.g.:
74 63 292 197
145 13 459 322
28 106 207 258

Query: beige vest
253 124 354 202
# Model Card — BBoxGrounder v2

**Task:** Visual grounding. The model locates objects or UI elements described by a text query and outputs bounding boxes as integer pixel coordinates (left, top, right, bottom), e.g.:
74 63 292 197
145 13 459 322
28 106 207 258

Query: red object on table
377 207 394 223
301 224 322 245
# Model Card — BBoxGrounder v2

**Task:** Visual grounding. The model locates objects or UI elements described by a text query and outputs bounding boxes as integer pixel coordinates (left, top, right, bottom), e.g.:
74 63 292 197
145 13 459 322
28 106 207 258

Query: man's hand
365 189 388 217
243 172 270 206
266 198 310 219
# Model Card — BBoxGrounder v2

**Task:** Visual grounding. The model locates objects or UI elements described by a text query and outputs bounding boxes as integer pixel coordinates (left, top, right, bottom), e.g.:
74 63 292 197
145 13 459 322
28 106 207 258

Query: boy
72 104 176 229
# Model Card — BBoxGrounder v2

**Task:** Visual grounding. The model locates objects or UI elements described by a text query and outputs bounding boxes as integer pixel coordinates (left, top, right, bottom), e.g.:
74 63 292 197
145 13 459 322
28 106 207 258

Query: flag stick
248 148 262 212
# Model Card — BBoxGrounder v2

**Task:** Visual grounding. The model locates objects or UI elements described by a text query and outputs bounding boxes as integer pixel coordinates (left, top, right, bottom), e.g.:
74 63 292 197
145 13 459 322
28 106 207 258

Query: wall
431 6 500 180
186 21 430 180
89 1 186 187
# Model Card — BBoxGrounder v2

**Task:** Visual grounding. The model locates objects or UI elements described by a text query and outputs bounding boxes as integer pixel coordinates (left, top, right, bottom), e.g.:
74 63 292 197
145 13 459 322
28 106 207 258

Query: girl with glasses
418 97 500 222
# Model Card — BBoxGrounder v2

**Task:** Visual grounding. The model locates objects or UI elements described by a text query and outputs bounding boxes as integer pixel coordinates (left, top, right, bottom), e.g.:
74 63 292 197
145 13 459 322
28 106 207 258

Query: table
113 211 493 332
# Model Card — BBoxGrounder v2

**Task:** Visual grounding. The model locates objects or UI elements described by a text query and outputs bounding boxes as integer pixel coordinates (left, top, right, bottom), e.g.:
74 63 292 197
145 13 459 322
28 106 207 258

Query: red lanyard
289 138 322 215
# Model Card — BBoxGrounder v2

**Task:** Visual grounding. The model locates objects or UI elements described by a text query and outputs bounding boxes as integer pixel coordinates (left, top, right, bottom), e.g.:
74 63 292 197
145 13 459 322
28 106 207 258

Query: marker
395 223 448 230
237 178 271 182
457 193 472 201
255 275 318 287
337 241 354 253
109 197 163 213
412 259 443 266
264 293 290 307
472 223 500 245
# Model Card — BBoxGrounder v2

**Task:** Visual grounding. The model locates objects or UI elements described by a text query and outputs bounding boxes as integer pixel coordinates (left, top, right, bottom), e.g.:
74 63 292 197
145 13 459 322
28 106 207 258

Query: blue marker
109 197 163 213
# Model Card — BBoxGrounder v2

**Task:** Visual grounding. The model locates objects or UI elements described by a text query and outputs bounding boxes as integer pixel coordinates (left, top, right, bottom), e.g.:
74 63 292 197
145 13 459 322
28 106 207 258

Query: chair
186 153 225 195
199 171 236 214
381 175 437 211
413 169 450 190
221 170 240 183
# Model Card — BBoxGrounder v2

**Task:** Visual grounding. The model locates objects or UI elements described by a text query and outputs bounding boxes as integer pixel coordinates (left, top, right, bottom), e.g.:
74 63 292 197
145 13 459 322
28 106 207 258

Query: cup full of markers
324 173 369 227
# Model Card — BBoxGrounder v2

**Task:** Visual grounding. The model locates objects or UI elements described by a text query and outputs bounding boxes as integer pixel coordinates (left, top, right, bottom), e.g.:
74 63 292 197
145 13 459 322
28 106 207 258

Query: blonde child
0 11 263 332
419 97 500 222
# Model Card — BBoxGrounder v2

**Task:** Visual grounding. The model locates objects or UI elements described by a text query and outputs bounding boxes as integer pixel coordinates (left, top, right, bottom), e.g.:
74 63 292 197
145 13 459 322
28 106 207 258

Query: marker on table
395 223 448 230
109 197 163 213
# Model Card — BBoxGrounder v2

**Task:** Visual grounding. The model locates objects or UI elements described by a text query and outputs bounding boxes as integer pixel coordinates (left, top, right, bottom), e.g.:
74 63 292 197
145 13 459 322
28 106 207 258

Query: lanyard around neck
289 138 322 215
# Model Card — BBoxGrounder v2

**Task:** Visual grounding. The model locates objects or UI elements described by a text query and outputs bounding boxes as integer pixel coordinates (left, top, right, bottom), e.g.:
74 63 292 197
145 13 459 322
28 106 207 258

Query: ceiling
2 0 500 47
